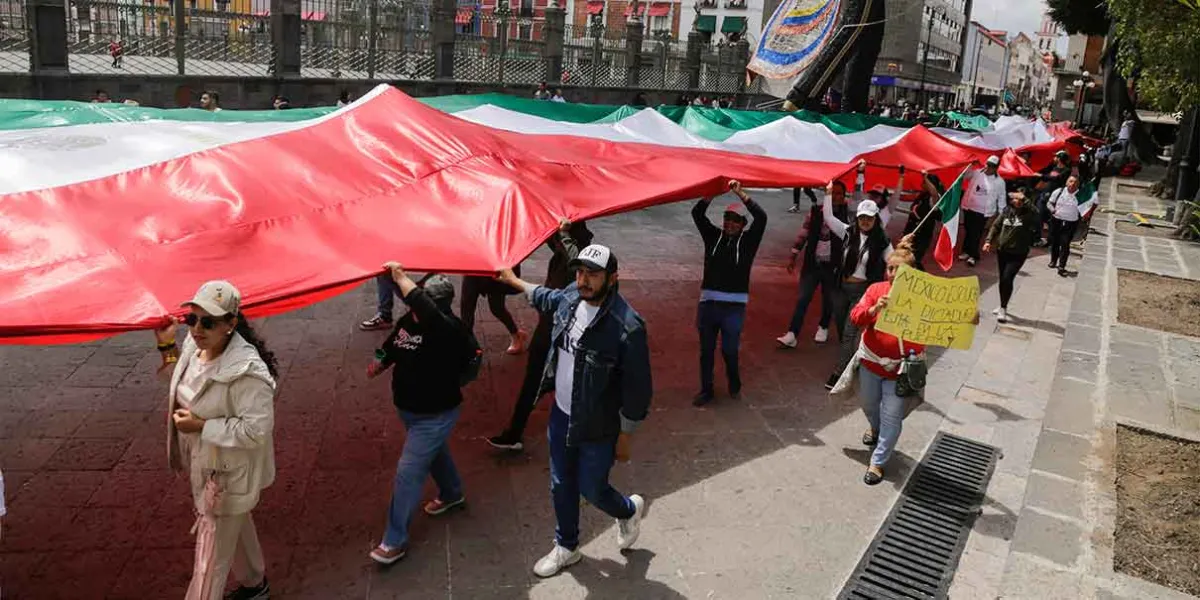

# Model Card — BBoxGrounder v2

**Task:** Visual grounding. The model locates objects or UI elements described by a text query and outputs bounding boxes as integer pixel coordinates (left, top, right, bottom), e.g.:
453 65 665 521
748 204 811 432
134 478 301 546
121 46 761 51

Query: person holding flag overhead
958 155 1007 267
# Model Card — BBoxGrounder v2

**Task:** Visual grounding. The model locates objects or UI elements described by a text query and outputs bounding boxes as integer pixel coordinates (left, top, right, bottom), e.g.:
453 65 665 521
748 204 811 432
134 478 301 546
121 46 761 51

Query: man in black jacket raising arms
692 180 767 406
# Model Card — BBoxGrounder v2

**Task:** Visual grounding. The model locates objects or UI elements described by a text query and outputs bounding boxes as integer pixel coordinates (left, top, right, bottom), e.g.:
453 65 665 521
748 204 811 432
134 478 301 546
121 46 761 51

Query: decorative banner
876 266 979 350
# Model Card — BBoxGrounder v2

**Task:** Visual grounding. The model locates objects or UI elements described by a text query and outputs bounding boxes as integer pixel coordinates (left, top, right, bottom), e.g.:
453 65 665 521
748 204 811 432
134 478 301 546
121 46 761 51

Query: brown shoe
369 543 407 565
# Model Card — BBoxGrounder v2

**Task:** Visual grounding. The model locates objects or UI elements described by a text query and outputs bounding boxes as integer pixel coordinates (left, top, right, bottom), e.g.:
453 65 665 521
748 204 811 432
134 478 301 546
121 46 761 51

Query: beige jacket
167 332 276 516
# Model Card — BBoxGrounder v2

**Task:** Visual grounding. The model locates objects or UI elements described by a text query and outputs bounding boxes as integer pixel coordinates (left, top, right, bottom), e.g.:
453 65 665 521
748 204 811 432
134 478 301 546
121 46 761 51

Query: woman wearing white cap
820 172 894 391
154 280 278 600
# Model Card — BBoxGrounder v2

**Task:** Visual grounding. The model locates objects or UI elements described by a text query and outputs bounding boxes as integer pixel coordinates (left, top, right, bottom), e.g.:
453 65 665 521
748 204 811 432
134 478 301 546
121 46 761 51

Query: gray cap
422 274 455 305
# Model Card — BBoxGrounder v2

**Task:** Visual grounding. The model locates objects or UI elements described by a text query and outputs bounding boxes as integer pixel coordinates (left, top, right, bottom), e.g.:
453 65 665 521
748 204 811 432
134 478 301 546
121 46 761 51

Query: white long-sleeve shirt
964 168 1006 217
1048 187 1082 222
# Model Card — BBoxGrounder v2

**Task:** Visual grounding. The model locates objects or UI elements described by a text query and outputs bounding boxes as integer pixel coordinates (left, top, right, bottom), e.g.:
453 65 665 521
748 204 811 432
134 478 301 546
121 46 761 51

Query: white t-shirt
554 301 601 415
175 352 218 471
1118 119 1134 141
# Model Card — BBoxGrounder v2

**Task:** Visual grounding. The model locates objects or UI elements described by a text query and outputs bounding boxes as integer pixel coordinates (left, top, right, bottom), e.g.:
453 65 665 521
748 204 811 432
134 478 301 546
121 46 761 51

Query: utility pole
918 10 934 108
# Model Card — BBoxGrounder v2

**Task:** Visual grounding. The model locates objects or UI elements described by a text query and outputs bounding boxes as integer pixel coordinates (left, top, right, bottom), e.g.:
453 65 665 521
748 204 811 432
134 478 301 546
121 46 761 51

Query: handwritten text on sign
876 265 979 350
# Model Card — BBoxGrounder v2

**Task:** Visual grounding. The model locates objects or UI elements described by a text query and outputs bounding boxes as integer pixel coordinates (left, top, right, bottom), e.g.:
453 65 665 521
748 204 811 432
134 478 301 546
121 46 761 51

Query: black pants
786 261 838 336
460 276 518 334
996 251 1028 309
962 210 988 261
502 310 554 438
1048 218 1079 269
832 280 870 377
792 188 802 207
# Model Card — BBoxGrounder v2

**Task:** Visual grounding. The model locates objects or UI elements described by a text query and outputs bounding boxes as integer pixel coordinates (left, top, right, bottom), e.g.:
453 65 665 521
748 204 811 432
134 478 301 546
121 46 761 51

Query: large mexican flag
932 169 972 271
0 85 1057 344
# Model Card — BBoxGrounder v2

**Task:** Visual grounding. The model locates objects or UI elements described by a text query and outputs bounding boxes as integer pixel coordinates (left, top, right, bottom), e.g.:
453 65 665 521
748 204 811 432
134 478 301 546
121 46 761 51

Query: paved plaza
1 184 1198 599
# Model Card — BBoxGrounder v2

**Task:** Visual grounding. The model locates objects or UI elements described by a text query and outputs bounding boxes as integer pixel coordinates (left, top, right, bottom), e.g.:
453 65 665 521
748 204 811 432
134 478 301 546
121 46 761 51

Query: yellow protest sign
875 265 979 350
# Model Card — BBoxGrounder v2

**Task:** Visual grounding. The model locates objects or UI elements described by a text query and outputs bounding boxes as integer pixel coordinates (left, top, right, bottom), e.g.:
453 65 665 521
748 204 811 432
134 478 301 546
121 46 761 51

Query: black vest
842 224 888 283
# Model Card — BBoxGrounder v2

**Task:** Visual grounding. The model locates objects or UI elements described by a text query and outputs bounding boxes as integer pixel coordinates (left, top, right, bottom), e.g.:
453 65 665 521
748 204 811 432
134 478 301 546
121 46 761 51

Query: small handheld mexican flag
932 168 972 271
1076 180 1099 217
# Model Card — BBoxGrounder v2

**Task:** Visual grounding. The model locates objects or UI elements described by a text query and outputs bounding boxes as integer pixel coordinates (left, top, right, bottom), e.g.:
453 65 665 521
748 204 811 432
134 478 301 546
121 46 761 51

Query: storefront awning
720 15 744 33
648 2 670 17
455 8 473 24
586 0 604 14
624 3 647 16
695 14 716 32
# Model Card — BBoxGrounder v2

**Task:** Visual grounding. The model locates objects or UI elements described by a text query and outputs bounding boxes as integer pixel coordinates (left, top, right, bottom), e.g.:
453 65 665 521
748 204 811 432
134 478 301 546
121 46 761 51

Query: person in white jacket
155 280 278 600
958 155 1006 266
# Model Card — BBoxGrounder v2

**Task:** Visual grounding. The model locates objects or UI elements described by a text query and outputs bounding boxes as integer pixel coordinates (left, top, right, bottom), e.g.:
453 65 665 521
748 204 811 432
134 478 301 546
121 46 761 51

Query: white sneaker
775 332 797 348
533 544 582 578
617 494 645 550
957 252 970 260
813 327 829 343
991 307 1001 316
996 308 1008 323
787 205 801 213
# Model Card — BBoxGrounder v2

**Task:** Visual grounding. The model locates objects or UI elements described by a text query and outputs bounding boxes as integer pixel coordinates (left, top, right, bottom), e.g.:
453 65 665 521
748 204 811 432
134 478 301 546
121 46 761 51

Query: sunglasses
183 313 228 330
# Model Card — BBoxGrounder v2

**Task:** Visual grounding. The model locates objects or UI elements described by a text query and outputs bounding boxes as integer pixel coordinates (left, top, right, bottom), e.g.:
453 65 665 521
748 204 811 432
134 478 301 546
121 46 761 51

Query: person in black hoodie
821 178 893 390
692 180 767 406
367 265 473 567
488 220 593 451
983 187 1039 323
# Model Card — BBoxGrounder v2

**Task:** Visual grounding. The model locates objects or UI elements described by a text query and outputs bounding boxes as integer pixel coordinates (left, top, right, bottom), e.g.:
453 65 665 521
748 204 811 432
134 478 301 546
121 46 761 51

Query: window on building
651 14 669 33
518 21 532 39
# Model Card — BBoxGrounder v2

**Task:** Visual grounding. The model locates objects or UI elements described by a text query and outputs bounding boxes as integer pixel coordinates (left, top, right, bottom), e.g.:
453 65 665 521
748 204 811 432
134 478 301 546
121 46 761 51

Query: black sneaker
360 314 393 331
486 433 524 452
224 577 269 600
692 392 714 407
825 374 839 390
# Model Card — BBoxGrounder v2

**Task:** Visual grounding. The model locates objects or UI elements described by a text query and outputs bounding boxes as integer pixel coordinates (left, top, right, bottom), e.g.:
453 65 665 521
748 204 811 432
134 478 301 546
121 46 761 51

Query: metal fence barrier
5 0 751 97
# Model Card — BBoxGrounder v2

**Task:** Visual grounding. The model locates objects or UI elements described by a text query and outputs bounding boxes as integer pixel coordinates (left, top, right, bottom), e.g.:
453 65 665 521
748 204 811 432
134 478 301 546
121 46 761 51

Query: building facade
869 0 971 110
957 21 1007 110
1049 32 1105 123
677 0 762 48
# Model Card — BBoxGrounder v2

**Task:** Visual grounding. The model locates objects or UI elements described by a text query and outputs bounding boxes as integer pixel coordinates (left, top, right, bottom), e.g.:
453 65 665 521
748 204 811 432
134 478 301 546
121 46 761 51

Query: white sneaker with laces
997 308 1008 323
813 327 829 343
776 332 797 348
617 494 645 550
533 544 582 578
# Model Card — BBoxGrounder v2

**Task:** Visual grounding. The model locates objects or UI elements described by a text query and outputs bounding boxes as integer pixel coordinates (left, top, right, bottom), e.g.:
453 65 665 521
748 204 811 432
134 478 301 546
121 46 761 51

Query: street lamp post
918 9 936 109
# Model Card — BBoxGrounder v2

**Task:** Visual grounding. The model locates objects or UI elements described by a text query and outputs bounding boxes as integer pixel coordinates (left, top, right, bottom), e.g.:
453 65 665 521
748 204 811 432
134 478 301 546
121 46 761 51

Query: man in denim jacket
496 243 652 578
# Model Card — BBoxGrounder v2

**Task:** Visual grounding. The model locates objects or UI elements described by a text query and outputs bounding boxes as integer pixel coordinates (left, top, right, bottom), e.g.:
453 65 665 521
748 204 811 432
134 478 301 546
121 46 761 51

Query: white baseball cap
569 244 618 273
986 155 1001 166
182 280 241 317
856 200 881 218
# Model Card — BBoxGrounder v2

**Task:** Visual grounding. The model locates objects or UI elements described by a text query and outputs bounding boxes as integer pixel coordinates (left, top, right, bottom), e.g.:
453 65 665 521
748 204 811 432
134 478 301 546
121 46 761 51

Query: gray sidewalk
947 176 1200 600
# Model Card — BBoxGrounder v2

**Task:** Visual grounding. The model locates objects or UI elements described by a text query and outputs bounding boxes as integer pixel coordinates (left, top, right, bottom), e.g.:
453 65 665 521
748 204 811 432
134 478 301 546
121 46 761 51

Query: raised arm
691 197 720 244
822 181 850 240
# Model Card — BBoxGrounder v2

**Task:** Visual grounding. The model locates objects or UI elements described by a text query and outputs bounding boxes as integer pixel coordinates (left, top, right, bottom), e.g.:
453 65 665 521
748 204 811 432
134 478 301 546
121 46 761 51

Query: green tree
1046 0 1111 35
1107 0 1200 112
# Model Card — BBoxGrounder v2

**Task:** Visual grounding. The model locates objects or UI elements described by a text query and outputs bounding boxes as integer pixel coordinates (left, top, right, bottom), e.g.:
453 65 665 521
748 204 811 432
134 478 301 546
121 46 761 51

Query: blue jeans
858 367 905 468
548 405 634 551
787 263 837 336
697 301 746 396
382 406 463 548
376 273 402 320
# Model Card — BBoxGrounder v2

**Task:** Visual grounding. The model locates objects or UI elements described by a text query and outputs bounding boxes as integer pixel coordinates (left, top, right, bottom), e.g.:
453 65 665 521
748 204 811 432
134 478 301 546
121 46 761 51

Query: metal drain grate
838 432 1001 600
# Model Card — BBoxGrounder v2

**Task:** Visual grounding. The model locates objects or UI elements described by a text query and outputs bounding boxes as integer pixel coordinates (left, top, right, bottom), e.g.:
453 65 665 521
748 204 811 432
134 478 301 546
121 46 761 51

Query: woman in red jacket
849 239 924 486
